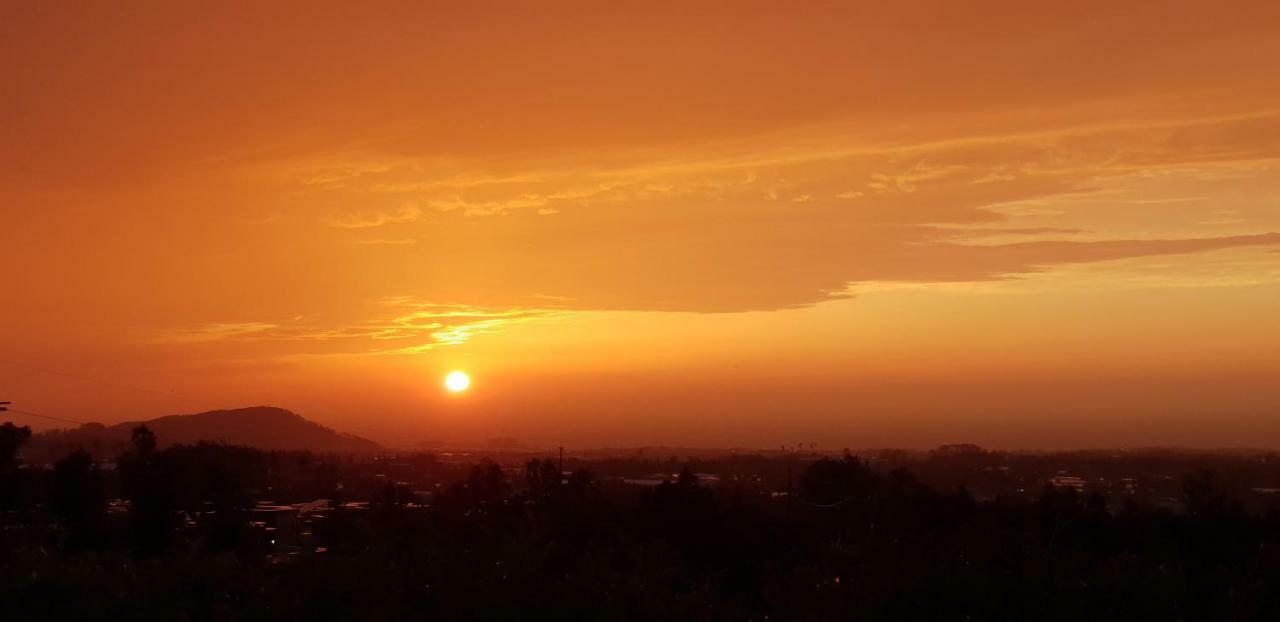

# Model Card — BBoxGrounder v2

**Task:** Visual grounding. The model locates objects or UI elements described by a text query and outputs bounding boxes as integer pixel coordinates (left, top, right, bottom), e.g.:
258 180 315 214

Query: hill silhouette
25 407 380 461
111 407 381 452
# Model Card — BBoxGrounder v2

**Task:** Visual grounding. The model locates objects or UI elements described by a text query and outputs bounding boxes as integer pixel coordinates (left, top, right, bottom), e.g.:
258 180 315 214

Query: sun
444 370 471 393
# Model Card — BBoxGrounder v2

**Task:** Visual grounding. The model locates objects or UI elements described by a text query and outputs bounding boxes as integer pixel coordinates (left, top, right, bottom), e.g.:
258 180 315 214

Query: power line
2 407 86 426
0 357 206 407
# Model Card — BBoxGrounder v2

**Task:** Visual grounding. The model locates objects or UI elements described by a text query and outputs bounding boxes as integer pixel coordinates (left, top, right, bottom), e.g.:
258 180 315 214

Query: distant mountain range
24 407 380 462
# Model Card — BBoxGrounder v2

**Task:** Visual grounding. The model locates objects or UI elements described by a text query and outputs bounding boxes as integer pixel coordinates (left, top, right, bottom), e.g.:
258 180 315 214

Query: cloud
348 238 418 246
152 302 562 358
149 322 279 343
425 195 548 217
933 233 1280 280
278 108 1280 312
324 203 423 228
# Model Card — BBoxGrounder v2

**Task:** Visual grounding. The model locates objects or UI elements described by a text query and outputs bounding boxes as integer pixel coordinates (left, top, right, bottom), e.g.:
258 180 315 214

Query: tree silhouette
119 425 178 556
0 422 31 468
131 424 157 454
525 457 560 495
464 460 508 506
0 422 32 514
799 453 877 506
50 449 106 551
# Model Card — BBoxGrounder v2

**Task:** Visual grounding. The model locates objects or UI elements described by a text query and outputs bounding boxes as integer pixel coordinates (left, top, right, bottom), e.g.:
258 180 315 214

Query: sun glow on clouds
259 111 1280 323
149 302 562 358
5 2 1280 446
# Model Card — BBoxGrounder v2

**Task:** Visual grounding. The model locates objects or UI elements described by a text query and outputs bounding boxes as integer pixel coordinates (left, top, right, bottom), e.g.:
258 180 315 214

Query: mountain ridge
24 406 381 462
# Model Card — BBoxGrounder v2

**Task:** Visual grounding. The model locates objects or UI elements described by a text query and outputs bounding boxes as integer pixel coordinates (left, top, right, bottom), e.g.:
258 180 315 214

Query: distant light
444 370 471 393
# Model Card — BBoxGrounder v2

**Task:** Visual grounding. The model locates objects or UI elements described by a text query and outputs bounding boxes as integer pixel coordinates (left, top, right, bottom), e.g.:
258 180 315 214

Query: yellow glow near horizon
5 4 1280 449
444 370 471 393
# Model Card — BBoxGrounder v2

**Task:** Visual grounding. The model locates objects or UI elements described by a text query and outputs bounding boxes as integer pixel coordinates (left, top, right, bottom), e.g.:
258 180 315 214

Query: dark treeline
3 421 1280 621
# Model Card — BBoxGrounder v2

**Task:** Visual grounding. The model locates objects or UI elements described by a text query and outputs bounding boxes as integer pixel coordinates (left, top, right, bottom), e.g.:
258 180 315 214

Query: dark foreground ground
3 423 1280 621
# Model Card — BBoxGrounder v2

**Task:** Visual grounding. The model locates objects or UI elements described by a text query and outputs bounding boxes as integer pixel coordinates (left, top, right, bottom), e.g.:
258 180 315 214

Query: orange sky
3 1 1280 449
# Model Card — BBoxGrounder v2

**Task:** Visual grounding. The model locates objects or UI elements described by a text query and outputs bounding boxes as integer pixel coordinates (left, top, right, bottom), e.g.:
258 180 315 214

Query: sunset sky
4 1 1279 449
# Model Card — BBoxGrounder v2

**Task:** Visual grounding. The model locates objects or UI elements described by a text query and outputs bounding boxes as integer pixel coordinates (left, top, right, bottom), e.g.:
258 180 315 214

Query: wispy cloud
324 203 423 228
288 108 1280 312
148 322 279 343
347 238 418 246
150 301 563 357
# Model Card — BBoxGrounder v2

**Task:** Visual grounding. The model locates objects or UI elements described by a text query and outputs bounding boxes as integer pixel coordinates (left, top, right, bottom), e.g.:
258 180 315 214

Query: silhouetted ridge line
25 406 380 459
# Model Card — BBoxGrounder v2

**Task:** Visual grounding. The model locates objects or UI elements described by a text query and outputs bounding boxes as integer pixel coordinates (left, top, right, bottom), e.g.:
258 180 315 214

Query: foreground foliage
2 423 1279 621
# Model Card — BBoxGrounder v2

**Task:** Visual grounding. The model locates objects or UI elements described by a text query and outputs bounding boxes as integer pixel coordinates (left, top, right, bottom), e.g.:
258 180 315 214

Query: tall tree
0 422 31 468
0 422 33 514
50 449 106 550
119 425 177 556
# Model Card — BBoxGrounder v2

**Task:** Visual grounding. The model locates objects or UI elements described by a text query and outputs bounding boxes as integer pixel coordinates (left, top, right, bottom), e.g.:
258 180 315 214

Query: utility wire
3 407 86 426
0 357 205 407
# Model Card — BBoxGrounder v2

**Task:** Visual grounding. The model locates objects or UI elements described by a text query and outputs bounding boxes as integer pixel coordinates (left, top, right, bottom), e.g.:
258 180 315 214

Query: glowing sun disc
444 370 471 393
